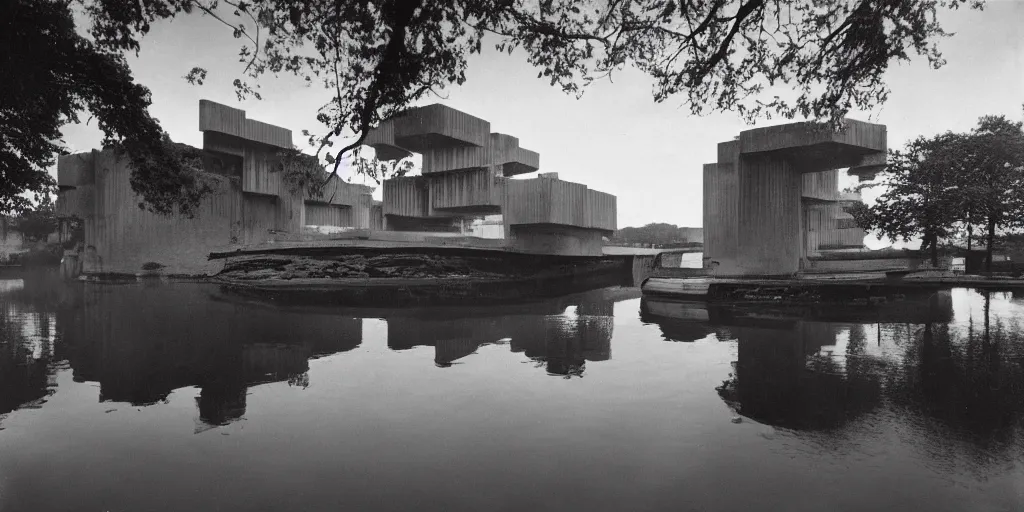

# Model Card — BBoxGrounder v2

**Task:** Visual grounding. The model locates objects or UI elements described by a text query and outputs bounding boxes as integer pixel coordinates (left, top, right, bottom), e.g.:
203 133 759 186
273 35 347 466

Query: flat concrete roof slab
393 104 490 151
739 118 886 156
199 100 292 149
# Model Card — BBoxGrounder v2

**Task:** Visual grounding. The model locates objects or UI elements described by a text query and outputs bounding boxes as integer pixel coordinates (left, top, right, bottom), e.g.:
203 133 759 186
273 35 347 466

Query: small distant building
56 100 379 275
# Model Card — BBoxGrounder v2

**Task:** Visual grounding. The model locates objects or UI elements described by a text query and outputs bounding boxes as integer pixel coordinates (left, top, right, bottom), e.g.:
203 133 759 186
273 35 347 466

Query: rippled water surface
1 271 1022 512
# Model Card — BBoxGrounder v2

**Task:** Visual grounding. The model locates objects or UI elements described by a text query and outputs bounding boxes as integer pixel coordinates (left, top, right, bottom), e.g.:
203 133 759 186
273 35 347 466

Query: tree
855 115 1024 270
5 0 983 212
12 196 59 243
951 116 1024 271
1 0 212 217
852 132 966 267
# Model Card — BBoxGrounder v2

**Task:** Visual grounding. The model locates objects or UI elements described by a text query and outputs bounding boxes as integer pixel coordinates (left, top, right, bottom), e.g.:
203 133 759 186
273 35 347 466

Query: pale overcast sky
61 1 1023 232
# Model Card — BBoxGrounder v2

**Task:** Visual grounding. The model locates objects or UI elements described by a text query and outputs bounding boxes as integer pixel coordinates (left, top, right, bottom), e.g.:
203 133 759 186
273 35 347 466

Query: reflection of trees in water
1 274 639 429
0 302 59 420
0 270 71 423
691 289 1024 474
40 279 364 432
883 292 1024 475
715 322 885 432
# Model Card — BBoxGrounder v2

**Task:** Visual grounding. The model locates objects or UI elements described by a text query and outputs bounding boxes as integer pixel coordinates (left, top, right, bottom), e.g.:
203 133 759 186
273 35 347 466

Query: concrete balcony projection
365 106 541 176
361 119 413 161
704 119 884 276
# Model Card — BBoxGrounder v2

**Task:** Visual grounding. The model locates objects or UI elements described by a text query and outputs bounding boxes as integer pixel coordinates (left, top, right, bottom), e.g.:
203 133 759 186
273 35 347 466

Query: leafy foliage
856 114 1024 268
91 0 981 177
123 135 217 216
1 0 214 216
277 147 330 195
12 197 59 243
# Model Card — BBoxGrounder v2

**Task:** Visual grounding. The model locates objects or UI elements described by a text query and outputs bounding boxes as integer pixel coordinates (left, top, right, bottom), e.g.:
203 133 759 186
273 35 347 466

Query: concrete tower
703 120 886 276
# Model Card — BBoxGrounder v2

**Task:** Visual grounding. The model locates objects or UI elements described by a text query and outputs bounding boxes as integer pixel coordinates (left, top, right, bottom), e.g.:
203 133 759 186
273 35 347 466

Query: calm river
1 271 1022 512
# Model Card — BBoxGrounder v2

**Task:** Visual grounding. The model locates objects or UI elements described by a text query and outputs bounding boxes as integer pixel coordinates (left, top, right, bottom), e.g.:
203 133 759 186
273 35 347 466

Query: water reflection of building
386 287 638 377
639 300 715 342
1 273 642 429
55 282 364 431
643 289 1024 465
642 292 957 430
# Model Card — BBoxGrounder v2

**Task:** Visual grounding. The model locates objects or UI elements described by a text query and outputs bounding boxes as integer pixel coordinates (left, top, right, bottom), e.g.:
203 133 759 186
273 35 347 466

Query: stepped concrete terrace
365 104 617 257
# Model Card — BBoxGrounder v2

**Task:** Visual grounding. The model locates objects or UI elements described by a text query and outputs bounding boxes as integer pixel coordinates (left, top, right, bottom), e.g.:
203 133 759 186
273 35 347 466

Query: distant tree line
851 109 1024 271
609 223 702 247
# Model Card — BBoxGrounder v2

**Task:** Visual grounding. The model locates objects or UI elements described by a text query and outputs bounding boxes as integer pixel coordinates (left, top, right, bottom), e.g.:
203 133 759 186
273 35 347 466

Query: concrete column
735 155 803 276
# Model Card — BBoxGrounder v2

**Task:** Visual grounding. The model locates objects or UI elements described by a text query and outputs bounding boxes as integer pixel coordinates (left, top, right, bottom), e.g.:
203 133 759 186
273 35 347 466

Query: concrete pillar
735 155 803 275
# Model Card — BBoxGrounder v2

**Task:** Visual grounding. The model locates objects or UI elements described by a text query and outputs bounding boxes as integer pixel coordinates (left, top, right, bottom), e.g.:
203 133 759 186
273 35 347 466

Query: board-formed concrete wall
56 100 377 274
61 150 238 275
703 120 886 276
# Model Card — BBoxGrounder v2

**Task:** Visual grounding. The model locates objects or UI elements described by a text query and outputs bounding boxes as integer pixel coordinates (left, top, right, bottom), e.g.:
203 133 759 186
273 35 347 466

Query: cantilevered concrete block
428 168 505 216
199 100 292 149
382 176 430 218
363 119 414 161
504 177 616 235
847 152 887 181
307 175 374 208
738 119 886 172
368 103 618 255
420 133 540 176
391 104 491 152
703 119 885 276
800 170 839 202
57 151 97 188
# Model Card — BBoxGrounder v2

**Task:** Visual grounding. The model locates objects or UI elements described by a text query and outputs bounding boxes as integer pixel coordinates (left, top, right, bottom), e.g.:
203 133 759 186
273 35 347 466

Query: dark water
0 271 1022 512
